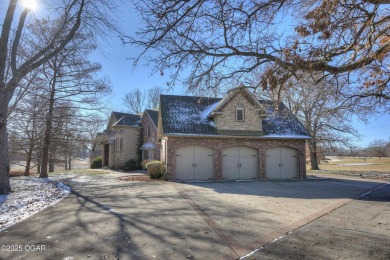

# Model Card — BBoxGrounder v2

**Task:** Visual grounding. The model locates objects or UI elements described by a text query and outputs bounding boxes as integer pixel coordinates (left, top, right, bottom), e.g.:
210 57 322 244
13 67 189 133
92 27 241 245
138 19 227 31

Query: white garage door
175 146 214 180
222 146 258 180
266 147 298 179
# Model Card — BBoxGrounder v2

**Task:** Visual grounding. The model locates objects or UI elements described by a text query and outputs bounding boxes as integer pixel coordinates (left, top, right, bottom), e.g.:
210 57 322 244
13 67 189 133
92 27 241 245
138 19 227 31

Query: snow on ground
0 176 70 232
338 163 376 166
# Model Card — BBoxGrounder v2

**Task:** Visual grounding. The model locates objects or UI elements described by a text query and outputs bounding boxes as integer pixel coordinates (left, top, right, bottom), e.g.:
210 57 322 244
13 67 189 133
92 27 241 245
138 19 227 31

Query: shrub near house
91 156 102 169
146 161 166 179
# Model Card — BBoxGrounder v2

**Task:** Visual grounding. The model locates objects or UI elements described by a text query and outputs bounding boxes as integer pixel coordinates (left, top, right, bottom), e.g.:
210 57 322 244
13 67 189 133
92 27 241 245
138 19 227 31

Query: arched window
236 105 244 121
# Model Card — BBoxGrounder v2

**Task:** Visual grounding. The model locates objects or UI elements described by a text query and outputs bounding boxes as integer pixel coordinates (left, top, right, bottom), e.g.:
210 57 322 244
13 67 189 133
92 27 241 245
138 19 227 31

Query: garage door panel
195 147 214 180
176 146 214 180
222 154 240 179
176 154 194 180
266 147 298 179
223 146 258 180
266 148 281 178
239 154 257 179
281 148 297 178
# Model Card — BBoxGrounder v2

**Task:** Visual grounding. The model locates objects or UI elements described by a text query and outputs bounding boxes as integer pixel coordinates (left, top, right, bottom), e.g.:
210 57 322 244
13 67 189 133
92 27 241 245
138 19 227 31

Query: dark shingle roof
111 112 141 127
160 95 221 135
160 95 310 138
260 100 310 136
145 110 159 127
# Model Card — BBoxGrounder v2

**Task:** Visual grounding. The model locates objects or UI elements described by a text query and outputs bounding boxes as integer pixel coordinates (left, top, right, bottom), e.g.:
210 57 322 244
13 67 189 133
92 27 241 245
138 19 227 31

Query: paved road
0 173 388 260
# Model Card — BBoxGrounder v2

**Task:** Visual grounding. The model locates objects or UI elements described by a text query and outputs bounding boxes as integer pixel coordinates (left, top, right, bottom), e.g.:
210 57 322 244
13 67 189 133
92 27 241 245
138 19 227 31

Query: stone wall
214 92 262 131
164 136 306 180
141 115 160 160
110 126 141 168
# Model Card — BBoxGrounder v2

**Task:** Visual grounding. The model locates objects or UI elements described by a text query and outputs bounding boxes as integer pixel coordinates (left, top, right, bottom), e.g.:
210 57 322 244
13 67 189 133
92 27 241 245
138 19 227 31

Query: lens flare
20 0 37 11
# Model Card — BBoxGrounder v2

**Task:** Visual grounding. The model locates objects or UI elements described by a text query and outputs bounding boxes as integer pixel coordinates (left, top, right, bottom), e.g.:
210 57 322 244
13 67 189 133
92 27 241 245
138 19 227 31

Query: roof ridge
112 111 138 116
160 94 222 100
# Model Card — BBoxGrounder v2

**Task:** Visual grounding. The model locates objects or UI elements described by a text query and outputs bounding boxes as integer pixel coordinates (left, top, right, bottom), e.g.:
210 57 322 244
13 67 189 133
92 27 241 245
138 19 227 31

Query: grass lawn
10 159 112 177
307 156 390 180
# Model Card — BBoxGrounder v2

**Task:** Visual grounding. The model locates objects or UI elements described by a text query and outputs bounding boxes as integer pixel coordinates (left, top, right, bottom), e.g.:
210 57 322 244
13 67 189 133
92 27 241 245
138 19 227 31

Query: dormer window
236 105 244 121
147 126 151 137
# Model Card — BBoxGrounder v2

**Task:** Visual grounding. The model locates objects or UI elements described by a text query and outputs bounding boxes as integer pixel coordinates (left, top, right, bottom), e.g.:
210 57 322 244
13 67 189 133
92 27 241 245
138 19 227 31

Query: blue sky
2 1 388 148
88 1 389 148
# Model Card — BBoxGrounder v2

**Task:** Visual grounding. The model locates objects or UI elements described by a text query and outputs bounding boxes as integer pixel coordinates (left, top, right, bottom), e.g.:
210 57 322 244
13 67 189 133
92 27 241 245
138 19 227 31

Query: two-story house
159 86 310 181
95 86 310 178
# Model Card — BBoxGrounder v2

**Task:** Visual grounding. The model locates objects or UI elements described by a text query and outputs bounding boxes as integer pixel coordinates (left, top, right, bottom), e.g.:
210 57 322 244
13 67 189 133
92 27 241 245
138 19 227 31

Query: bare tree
31 24 111 178
123 88 146 114
147 86 163 109
0 0 120 193
8 86 46 176
264 73 365 170
368 139 388 157
129 1 389 100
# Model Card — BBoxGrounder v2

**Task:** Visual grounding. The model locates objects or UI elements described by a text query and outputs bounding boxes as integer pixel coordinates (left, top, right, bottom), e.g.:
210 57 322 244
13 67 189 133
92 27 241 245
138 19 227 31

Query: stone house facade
140 110 160 161
100 112 142 169
94 110 160 169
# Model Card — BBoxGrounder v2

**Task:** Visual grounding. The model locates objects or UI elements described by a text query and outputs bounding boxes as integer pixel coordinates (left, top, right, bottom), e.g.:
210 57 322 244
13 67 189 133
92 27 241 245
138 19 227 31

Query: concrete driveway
0 173 388 260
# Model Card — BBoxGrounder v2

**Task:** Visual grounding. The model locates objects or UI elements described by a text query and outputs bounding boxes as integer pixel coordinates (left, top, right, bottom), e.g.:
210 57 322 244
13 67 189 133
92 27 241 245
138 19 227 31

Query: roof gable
141 109 159 128
107 112 141 128
209 85 263 117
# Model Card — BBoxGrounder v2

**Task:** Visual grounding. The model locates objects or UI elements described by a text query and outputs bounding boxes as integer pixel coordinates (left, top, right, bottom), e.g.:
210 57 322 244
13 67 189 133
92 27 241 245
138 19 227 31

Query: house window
147 126 151 138
142 150 154 160
163 142 167 164
115 138 124 152
236 105 244 121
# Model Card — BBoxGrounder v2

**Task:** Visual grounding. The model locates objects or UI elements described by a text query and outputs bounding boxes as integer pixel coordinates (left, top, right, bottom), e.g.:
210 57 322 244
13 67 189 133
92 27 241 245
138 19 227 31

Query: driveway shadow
181 177 388 201
0 179 239 259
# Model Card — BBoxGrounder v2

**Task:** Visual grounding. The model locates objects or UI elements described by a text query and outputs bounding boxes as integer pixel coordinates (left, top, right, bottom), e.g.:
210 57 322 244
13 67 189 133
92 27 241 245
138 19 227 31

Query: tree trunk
68 156 72 170
0 88 11 194
64 151 68 170
40 68 57 178
37 159 41 175
40 104 54 177
0 122 11 194
24 146 33 176
309 140 320 170
48 155 55 172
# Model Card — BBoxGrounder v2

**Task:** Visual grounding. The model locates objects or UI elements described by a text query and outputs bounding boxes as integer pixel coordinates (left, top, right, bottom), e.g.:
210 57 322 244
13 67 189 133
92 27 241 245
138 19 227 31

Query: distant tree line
321 139 390 158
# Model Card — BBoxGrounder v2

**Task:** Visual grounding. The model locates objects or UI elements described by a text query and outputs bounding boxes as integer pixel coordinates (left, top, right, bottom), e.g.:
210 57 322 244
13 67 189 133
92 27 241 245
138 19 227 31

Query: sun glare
21 0 37 11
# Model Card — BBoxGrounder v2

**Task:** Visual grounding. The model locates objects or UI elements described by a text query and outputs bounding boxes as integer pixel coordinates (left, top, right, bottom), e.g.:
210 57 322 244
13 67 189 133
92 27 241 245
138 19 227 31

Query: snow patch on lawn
338 163 376 166
0 176 70 232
